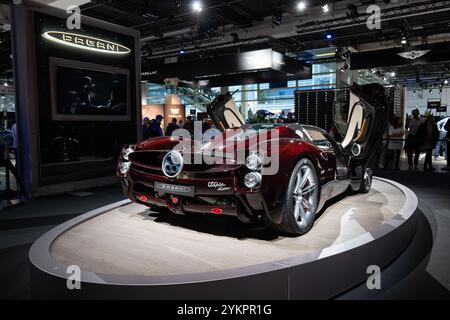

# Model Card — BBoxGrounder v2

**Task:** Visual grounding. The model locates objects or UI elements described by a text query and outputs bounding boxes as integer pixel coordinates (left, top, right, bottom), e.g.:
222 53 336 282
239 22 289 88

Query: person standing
149 114 164 137
142 117 151 140
11 122 18 163
434 116 449 160
443 118 450 170
417 113 439 171
183 116 194 135
165 117 179 136
404 109 424 170
384 117 404 170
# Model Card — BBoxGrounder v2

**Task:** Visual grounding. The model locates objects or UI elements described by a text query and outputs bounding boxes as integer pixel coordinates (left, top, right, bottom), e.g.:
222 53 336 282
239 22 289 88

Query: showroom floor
0 185 126 299
0 168 449 299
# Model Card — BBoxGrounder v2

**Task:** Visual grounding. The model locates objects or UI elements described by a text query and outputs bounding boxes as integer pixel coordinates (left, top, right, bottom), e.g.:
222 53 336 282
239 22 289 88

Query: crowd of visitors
382 109 448 171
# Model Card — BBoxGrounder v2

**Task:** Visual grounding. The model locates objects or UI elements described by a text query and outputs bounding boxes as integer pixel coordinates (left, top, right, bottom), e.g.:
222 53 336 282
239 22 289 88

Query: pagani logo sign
396 49 430 60
42 31 131 55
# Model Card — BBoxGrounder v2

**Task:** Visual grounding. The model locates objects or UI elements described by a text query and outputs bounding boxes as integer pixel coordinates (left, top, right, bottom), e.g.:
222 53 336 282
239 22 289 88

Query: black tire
359 168 372 193
264 158 319 236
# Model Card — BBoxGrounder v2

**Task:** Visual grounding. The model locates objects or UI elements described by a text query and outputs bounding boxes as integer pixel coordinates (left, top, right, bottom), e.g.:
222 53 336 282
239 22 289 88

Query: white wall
404 86 450 117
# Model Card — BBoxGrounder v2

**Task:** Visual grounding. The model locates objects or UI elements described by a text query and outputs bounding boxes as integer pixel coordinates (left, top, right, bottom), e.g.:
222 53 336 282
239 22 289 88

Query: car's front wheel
266 158 319 235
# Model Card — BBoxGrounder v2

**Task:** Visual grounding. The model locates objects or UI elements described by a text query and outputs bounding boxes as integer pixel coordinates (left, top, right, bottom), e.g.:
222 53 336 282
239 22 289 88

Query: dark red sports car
117 83 391 235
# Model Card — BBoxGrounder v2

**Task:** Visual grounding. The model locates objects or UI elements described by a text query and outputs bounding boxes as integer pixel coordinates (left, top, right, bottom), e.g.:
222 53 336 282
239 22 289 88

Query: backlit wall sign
42 31 131 55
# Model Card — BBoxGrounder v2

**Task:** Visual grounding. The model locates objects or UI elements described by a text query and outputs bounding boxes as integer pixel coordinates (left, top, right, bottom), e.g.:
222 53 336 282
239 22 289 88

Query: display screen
56 66 127 115
50 58 130 121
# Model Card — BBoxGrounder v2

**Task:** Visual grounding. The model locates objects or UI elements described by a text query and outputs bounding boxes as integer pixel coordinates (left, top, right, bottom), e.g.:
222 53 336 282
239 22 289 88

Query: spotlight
3 82 8 87
175 0 182 8
429 89 433 94
297 1 306 11
390 71 396 77
401 37 407 45
325 32 333 40
445 79 448 85
322 4 329 13
371 68 376 74
341 63 349 72
192 0 202 12
179 48 185 55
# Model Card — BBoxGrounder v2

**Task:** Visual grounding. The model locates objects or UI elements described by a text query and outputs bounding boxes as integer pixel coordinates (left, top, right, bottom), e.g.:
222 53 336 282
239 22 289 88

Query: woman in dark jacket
417 114 439 171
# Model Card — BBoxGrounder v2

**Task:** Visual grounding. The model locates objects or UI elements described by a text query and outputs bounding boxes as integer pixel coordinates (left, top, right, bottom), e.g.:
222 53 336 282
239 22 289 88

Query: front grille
129 151 166 168
129 150 240 178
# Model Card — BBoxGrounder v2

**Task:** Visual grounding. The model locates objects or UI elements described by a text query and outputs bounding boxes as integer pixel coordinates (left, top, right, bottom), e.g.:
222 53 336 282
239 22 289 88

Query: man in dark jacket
142 117 151 140
416 114 439 171
149 114 164 137
165 118 179 136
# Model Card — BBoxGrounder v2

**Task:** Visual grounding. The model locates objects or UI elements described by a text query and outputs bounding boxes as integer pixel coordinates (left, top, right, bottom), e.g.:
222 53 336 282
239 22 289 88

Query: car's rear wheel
265 158 319 235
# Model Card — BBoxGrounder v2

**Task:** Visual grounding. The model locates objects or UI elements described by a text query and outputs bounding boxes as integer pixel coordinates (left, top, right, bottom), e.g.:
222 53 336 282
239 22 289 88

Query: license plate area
154 182 195 196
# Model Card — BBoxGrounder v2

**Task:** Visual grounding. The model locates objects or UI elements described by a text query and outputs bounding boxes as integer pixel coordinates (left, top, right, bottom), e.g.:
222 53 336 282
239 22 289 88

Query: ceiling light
445 79 448 85
390 71 396 77
179 48 185 55
325 32 332 40
315 52 335 57
176 0 182 8
401 37 407 45
429 89 433 94
371 68 376 74
341 64 349 72
322 4 329 13
192 1 202 12
3 82 8 87
297 1 306 11
413 90 416 95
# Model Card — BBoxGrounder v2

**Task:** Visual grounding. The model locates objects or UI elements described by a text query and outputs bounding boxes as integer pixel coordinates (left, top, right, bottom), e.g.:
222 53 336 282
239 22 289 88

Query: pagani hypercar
117 83 391 235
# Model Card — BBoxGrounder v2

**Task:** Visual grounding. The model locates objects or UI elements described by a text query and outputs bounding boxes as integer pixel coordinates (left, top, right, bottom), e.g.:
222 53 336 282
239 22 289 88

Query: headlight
122 146 135 161
245 153 263 171
244 172 262 189
119 161 131 175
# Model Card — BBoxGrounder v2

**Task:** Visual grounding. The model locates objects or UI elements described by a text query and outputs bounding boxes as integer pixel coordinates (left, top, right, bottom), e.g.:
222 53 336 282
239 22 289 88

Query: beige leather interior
223 100 245 129
341 92 364 149
355 118 369 142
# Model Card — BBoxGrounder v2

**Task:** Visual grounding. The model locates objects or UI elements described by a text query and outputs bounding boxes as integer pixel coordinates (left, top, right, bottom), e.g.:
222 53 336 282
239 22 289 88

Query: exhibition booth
1 0 448 301
11 0 141 196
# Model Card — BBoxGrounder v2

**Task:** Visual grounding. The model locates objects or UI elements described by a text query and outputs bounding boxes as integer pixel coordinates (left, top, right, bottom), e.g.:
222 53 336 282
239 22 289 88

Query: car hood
135 124 299 154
